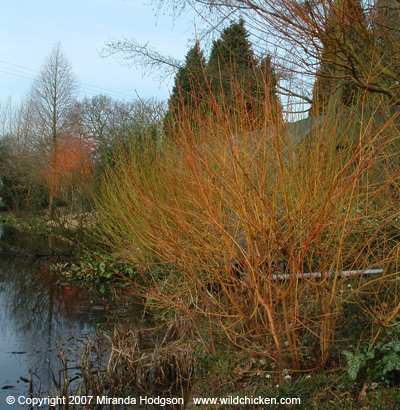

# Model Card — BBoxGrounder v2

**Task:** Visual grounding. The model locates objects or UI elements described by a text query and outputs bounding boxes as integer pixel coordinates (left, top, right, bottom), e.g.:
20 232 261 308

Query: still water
0 255 141 409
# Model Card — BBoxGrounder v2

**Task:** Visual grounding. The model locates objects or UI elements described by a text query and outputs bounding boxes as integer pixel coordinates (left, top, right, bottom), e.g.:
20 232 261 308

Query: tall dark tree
207 19 281 123
170 42 207 111
311 0 373 115
165 20 281 131
207 19 255 102
165 42 207 132
374 0 400 108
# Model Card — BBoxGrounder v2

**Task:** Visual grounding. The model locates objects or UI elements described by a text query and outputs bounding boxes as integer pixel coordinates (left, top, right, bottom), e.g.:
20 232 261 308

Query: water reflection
0 255 141 408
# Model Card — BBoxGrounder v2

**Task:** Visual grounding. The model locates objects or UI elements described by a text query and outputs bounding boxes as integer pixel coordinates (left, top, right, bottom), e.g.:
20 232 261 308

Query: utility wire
0 59 136 100
0 69 36 81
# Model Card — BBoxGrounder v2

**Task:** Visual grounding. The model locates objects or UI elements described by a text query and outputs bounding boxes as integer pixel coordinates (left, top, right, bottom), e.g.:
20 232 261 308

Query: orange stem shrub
96 73 400 377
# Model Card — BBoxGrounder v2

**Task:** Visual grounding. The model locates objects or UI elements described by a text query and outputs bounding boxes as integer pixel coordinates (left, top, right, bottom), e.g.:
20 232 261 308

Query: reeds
29 330 189 409
105 326 193 395
95 66 400 381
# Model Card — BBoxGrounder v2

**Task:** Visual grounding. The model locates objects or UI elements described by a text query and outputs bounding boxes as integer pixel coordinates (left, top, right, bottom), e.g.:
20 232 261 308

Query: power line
80 83 134 99
0 60 38 73
0 69 36 81
0 59 137 100
0 65 37 79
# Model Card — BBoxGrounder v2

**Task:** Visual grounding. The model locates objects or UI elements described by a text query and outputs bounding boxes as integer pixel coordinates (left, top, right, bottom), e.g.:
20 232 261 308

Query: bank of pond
0 255 190 409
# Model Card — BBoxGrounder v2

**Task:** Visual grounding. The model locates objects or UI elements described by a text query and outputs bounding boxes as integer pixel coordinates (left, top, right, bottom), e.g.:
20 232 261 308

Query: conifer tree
166 19 281 131
311 0 368 115
29 43 78 219
207 19 255 103
170 42 206 111
207 19 281 123
165 42 207 132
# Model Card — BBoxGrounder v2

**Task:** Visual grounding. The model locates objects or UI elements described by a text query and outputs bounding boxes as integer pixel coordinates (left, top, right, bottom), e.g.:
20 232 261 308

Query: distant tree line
0 44 165 215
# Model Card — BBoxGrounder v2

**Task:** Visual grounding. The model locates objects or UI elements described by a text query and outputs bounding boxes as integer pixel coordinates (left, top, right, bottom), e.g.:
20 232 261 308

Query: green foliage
166 19 281 132
165 43 208 134
169 43 207 112
51 250 137 283
342 350 373 382
382 350 400 374
207 19 255 97
343 329 400 386
206 19 280 121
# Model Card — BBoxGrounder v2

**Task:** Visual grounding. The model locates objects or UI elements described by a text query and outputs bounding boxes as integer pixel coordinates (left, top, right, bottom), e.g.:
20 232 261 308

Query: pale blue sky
0 0 199 102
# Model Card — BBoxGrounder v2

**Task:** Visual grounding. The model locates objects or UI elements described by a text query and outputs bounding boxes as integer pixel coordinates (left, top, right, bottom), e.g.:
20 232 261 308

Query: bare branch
100 37 184 82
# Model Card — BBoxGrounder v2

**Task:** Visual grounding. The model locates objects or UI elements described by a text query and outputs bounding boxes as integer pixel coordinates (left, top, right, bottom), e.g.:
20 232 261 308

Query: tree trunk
49 193 55 220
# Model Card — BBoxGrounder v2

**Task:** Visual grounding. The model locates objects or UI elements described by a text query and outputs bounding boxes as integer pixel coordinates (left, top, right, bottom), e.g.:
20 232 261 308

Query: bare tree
0 97 15 139
0 98 45 211
29 43 78 219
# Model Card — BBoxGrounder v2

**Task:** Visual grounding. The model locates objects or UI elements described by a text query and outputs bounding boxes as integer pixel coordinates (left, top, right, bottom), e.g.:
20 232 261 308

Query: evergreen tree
166 19 281 132
207 18 281 123
374 0 400 105
168 43 206 113
207 19 255 102
165 42 207 132
311 0 368 115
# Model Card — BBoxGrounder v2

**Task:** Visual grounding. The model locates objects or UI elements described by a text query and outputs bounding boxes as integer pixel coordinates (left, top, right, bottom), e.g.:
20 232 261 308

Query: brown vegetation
95 58 400 385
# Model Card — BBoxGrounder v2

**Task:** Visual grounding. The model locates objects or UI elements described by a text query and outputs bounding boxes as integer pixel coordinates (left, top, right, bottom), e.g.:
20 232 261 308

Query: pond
0 254 144 409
